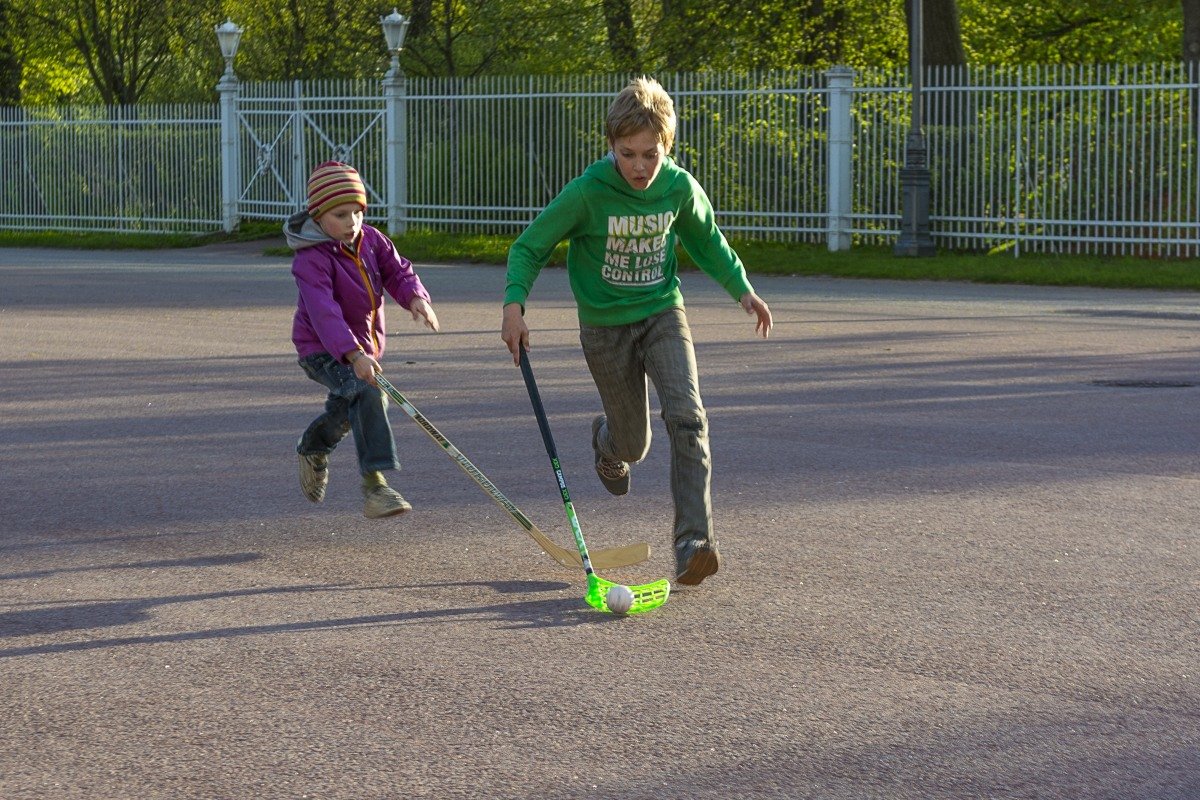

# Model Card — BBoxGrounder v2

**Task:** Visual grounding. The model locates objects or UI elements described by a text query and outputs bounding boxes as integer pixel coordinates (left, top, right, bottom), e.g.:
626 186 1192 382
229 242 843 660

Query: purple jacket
286 214 431 362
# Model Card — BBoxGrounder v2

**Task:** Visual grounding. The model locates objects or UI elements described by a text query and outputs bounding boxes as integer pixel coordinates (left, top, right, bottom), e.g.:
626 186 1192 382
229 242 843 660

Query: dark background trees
4 0 1194 105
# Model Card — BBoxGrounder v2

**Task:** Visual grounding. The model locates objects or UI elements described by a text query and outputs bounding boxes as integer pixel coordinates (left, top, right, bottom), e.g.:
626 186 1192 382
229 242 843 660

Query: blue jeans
297 353 400 476
579 307 712 546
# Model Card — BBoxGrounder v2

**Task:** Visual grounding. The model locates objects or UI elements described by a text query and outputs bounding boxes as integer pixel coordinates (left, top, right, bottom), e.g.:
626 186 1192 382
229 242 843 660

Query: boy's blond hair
605 77 676 153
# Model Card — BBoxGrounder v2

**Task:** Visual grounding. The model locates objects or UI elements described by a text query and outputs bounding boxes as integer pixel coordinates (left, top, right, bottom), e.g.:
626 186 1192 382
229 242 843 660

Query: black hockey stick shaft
517 345 596 576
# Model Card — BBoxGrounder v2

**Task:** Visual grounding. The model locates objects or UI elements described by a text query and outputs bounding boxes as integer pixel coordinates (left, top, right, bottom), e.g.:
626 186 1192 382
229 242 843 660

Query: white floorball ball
605 584 634 614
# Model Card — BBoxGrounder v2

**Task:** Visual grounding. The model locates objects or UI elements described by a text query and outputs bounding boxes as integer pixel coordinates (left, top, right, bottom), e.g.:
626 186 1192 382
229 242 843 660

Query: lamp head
381 9 411 54
215 19 244 62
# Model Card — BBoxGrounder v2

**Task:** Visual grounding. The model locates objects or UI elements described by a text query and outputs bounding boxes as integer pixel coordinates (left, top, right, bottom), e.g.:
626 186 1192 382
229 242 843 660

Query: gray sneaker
674 537 721 586
298 450 329 503
363 485 412 518
591 415 630 496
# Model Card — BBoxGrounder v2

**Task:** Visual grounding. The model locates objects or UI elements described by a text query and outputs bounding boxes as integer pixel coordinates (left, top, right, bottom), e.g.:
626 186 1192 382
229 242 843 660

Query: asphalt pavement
0 242 1197 799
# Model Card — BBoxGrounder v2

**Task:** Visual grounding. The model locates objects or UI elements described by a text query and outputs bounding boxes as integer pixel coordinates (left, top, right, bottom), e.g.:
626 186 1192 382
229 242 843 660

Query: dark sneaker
591 415 630 496
298 450 329 503
363 485 412 518
674 537 721 585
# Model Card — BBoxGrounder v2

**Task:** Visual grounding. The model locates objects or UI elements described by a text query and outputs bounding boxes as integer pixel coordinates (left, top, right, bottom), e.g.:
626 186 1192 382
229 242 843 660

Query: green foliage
0 0 19 104
650 0 893 71
18 55 93 105
961 0 1181 64
402 0 607 77
3 0 1195 106
234 0 386 81
15 0 223 104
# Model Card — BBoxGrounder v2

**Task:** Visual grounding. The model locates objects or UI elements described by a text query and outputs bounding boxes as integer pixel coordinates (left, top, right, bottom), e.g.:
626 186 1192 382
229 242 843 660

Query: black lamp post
894 0 936 256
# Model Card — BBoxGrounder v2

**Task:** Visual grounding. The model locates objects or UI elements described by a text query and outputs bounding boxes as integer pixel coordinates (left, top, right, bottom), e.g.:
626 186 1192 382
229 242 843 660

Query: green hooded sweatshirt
505 155 755 327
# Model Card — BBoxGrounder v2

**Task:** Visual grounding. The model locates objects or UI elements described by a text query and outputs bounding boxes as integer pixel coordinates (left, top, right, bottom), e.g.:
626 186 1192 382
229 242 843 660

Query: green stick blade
586 573 670 615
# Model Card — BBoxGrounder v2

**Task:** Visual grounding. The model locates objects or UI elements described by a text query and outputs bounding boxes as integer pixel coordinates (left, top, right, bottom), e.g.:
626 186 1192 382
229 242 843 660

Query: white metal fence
911 62 1200 256
1 64 1197 256
234 80 389 223
402 71 829 239
0 104 221 232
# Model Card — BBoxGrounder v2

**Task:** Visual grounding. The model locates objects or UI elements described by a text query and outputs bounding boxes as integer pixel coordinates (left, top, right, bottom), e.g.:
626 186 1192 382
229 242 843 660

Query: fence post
217 65 240 232
292 81 306 211
825 66 855 251
383 64 407 235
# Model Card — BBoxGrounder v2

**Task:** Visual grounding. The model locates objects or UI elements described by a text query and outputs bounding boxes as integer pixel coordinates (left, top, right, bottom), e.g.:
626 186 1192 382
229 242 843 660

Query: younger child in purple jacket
286 161 440 518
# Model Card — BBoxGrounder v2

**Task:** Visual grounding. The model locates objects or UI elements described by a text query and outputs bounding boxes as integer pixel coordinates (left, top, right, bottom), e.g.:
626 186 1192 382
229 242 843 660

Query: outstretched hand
410 297 440 332
740 292 773 338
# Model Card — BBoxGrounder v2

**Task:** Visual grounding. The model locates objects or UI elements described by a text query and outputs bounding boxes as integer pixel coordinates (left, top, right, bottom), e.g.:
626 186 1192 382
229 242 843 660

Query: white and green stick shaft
517 346 669 614
374 372 650 571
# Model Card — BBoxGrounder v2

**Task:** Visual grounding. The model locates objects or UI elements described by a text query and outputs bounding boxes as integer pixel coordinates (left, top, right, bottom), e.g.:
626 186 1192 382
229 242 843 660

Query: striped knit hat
306 161 367 219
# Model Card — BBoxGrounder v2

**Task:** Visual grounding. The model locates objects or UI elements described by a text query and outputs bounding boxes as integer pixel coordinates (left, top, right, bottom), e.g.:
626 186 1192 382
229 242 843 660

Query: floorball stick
517 346 669 614
374 372 650 571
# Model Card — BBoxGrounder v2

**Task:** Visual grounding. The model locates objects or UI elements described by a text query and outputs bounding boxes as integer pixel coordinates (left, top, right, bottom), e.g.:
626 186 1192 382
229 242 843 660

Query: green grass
738 240 1200 291
0 221 281 250
4 224 1199 291
384 230 1200 292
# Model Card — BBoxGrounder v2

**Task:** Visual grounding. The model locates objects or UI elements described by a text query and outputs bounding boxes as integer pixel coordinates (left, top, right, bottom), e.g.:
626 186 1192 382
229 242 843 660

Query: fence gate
232 80 387 226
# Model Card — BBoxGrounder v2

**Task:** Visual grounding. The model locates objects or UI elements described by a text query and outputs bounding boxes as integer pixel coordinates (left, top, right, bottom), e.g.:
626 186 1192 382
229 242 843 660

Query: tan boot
674 537 721 586
591 415 630 496
363 485 412 518
298 450 329 503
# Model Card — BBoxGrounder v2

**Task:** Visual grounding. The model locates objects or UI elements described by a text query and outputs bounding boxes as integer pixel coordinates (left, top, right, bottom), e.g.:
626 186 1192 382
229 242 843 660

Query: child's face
317 202 365 243
611 129 665 191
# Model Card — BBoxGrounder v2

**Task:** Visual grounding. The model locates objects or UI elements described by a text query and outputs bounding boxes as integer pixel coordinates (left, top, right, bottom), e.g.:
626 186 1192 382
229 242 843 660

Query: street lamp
381 8 411 75
894 0 936 256
381 9 411 235
214 19 244 78
215 19 243 233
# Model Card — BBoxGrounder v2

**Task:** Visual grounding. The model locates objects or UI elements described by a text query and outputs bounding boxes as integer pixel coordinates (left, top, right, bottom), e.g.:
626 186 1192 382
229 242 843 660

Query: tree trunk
905 0 970 133
602 0 640 73
1184 0 1200 63
656 0 691 72
0 0 19 105
906 0 966 67
409 0 432 40
1185 0 1200 163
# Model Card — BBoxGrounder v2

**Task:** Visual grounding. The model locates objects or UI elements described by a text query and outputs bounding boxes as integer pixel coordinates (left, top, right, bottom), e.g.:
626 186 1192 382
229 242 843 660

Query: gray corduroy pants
579 307 713 546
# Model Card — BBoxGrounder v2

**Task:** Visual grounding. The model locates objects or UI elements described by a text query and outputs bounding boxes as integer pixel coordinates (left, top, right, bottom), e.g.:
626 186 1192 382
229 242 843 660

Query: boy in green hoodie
501 76 773 587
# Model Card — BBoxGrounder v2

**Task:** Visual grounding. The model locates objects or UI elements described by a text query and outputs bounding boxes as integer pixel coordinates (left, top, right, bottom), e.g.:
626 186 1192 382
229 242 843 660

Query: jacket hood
283 210 334 251
583 152 679 201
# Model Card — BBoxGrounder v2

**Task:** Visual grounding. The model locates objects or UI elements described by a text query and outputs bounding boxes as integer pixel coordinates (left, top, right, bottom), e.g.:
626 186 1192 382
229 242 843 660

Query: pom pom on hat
307 161 367 219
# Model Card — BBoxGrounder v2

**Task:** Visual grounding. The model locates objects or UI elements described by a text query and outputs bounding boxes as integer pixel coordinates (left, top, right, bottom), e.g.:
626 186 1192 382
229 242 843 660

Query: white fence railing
0 104 220 233
912 63 1200 256
1 64 1197 256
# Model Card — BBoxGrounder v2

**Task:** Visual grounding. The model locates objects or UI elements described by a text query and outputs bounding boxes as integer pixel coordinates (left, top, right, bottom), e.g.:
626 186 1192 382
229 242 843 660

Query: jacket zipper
344 240 379 354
